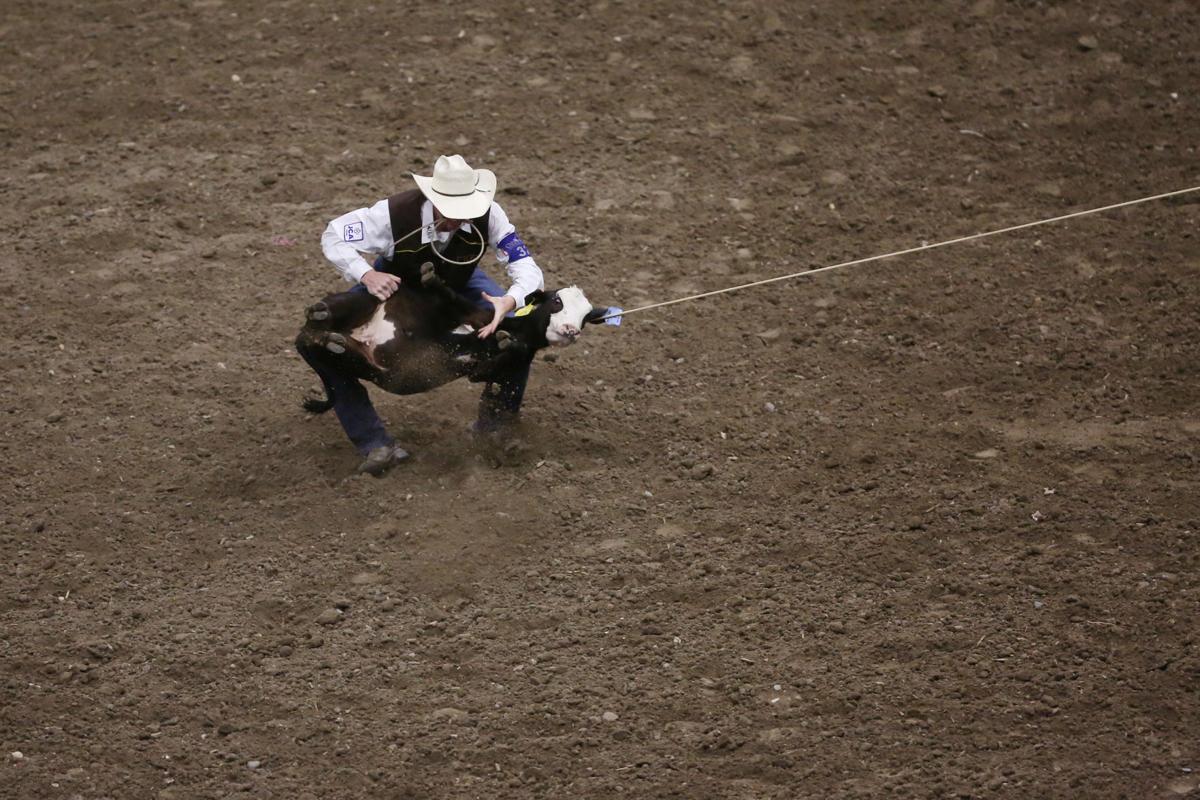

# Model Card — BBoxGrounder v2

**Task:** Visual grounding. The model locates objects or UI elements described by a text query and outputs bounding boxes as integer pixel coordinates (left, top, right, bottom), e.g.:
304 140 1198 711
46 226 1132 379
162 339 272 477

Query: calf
296 269 615 417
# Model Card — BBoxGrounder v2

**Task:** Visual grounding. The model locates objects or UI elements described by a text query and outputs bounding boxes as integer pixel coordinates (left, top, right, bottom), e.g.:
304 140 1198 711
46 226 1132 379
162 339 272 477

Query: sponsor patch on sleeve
343 221 364 243
497 232 531 262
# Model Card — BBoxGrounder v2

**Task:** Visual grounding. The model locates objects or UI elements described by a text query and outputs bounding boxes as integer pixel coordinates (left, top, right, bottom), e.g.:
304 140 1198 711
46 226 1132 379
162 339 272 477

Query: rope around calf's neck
597 184 1200 322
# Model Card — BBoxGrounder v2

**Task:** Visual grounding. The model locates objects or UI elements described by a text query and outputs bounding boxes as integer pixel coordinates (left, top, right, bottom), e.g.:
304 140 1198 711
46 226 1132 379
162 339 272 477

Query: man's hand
361 269 401 300
478 292 517 339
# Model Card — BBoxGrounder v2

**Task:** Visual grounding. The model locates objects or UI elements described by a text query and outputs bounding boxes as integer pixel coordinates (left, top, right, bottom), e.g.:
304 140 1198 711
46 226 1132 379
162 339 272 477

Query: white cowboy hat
411 154 497 219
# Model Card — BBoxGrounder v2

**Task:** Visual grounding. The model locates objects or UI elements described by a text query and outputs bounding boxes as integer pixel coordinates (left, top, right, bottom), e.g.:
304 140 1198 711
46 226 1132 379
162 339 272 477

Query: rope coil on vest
391 223 487 267
598 184 1200 322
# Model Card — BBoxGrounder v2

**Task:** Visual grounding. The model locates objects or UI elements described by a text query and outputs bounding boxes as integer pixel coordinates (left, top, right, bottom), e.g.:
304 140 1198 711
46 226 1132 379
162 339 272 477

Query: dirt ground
2 1 1198 798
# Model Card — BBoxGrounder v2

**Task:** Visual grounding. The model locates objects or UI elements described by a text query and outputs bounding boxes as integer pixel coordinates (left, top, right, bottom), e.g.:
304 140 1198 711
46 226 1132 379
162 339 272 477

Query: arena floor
2 1 1198 797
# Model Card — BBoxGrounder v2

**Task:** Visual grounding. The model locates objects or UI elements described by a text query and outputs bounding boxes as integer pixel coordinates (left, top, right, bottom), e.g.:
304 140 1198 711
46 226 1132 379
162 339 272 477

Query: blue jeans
297 338 395 454
299 267 530 454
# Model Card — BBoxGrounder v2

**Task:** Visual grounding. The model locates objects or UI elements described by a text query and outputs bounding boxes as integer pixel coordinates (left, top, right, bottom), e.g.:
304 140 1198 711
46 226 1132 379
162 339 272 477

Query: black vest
381 189 490 291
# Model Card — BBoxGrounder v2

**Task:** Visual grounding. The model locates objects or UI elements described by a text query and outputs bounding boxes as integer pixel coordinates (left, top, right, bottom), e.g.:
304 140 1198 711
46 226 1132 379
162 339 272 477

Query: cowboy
312 154 544 475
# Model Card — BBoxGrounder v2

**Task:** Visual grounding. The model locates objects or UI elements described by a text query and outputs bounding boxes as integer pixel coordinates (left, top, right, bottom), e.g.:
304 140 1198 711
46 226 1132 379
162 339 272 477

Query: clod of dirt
821 170 849 186
972 448 1000 459
651 191 675 209
1078 35 1100 51
601 711 619 722
1167 776 1199 795
430 708 469 724
690 463 715 480
315 609 341 626
82 641 115 661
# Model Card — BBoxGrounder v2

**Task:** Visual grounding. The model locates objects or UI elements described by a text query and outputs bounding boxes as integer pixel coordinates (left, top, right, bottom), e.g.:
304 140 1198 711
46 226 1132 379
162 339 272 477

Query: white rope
391 222 487 266
600 184 1200 322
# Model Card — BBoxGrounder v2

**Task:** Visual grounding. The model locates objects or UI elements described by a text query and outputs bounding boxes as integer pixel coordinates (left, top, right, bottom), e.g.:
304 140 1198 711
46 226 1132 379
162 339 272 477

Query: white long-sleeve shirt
320 198 544 309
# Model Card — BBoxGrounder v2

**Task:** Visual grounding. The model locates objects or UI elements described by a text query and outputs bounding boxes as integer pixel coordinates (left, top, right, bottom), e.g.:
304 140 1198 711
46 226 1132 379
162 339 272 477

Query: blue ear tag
604 307 623 326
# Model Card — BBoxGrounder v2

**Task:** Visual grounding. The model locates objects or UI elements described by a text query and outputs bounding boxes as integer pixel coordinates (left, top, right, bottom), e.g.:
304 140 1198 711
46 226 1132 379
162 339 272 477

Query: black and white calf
295 272 615 443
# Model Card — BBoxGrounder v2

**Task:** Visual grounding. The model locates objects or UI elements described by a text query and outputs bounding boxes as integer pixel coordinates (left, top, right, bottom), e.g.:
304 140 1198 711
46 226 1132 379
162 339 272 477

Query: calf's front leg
468 331 531 383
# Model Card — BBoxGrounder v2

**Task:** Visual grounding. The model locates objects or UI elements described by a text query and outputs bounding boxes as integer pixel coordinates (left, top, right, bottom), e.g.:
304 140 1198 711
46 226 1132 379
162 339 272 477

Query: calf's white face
545 286 594 346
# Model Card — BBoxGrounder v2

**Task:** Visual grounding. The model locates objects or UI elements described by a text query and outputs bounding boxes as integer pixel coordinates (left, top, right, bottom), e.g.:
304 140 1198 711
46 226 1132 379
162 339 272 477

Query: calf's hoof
324 332 348 355
420 261 444 289
495 331 527 357
357 444 410 477
306 300 331 323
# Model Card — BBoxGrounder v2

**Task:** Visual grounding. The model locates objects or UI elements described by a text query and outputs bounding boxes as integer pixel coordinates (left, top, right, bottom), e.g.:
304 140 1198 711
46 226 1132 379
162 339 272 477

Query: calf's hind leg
421 262 493 327
305 287 380 330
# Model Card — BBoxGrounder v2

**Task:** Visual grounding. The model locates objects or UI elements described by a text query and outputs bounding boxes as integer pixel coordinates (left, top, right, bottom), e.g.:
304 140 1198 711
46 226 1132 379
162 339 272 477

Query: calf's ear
584 305 618 325
585 304 624 326
523 289 548 306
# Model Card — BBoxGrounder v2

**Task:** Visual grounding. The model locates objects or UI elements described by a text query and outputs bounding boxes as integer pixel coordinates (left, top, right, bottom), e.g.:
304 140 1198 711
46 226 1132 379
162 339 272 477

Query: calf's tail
302 391 334 415
295 331 335 414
